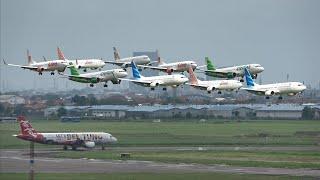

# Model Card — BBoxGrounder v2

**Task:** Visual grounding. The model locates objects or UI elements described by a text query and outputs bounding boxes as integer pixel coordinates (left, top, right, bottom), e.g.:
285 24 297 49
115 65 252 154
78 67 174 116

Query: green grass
1 120 320 148
0 173 313 180
55 150 320 169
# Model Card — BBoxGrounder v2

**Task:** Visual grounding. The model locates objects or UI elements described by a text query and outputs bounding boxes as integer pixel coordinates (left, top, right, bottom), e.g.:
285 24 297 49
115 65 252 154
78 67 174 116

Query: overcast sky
1 0 319 91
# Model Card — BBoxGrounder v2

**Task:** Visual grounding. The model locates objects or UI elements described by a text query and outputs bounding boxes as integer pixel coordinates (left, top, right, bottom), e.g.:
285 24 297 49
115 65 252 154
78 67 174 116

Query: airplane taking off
3 50 68 75
65 66 127 87
104 47 151 69
138 56 198 74
204 57 264 81
187 67 242 94
242 68 306 100
120 61 188 91
14 116 117 150
57 47 105 72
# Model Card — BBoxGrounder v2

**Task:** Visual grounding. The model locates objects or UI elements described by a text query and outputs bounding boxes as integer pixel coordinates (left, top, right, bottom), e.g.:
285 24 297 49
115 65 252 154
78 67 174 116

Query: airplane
138 56 198 74
13 116 117 150
242 67 306 100
187 66 242 94
104 47 151 69
203 57 264 81
120 61 189 91
3 50 68 75
57 47 105 72
65 66 127 87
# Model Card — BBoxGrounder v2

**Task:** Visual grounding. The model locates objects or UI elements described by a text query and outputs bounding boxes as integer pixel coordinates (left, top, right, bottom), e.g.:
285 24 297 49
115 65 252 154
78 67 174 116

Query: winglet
57 47 65 60
244 67 255 87
205 57 215 70
131 61 141 79
113 47 120 60
3 59 8 65
188 66 198 85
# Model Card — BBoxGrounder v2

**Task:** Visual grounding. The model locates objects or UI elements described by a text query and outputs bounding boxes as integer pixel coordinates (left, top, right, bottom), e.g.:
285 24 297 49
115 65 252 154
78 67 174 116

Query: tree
57 107 67 117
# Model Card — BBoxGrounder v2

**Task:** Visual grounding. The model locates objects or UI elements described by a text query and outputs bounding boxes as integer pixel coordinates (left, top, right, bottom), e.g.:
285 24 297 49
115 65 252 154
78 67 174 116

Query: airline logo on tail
131 61 141 79
69 66 80 76
244 67 255 87
113 47 120 60
188 66 198 85
17 116 38 138
27 50 34 65
57 47 65 60
205 57 215 70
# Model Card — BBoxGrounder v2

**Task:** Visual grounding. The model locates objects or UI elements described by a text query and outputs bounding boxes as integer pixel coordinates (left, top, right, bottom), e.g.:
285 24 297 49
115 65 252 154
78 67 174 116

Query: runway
1 149 320 177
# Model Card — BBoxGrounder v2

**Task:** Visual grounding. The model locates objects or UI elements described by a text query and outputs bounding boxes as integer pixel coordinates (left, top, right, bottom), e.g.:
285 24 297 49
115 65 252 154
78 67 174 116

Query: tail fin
27 50 35 65
113 47 120 60
57 47 66 60
188 66 198 85
131 61 141 79
205 57 215 70
69 66 80 76
17 116 38 135
156 50 165 65
244 67 256 87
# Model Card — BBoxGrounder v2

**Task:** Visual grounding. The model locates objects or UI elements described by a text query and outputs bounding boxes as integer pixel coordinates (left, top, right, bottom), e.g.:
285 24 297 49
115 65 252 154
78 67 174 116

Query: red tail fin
188 66 198 85
57 47 65 60
17 116 37 136
27 50 32 65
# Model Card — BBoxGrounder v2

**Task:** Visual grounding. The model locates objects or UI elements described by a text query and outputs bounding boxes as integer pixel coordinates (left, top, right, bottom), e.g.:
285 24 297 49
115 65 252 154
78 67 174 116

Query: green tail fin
205 57 215 70
69 66 80 76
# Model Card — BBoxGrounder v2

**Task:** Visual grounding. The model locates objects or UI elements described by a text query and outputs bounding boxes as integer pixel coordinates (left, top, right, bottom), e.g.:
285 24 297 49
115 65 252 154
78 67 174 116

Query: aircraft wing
241 87 266 95
104 61 126 66
186 83 208 90
119 78 152 86
204 70 231 76
137 65 169 72
3 59 46 70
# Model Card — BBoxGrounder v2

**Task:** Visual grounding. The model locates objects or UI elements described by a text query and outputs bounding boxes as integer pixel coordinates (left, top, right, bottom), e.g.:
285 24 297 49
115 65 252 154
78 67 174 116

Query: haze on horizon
1 0 320 92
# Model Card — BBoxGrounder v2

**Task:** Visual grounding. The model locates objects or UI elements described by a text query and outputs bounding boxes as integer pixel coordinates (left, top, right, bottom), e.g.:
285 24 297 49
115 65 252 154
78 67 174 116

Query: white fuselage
160 61 198 72
67 59 105 69
197 79 243 91
217 64 264 76
41 132 117 146
31 60 68 72
117 56 150 66
80 69 128 82
138 74 189 87
246 82 306 96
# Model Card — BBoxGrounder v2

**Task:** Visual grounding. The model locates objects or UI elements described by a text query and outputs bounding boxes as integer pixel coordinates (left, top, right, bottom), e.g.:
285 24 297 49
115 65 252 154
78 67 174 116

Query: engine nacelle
166 68 174 75
121 64 129 69
207 86 215 92
84 141 95 148
150 81 160 87
90 77 100 83
265 90 276 96
227 72 237 78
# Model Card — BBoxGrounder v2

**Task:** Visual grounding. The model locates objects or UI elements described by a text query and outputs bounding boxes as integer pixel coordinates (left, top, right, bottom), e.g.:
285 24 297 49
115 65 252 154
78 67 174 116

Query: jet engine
166 68 174 75
84 141 95 148
265 90 279 96
150 81 160 87
207 86 215 93
227 72 237 79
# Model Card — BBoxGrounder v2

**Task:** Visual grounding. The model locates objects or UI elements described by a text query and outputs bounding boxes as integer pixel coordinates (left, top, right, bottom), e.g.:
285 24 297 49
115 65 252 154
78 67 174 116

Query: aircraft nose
259 66 264 72
111 136 118 143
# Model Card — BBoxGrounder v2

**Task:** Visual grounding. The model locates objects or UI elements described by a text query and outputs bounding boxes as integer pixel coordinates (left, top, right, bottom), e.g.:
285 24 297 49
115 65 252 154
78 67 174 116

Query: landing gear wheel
240 79 244 82
51 72 55 75
266 96 270 99
278 96 283 100
151 87 155 91
163 87 167 91
83 69 87 72
39 72 43 75
218 91 222 94
90 84 94 87
104 84 108 87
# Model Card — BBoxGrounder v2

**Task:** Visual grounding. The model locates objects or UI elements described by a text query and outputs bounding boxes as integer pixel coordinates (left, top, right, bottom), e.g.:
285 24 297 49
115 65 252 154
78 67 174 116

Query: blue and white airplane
242 68 306 100
120 61 188 91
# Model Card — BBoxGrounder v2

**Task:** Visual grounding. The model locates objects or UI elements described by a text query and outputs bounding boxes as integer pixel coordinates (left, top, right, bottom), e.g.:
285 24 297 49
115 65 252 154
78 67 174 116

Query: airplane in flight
64 66 127 87
57 47 105 72
242 67 306 100
3 50 68 75
104 47 151 69
138 56 198 74
203 57 264 81
120 61 188 91
14 116 117 150
187 67 242 94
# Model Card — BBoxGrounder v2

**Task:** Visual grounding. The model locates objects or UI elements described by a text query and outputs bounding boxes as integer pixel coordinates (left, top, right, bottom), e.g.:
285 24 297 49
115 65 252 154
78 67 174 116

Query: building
0 95 25 105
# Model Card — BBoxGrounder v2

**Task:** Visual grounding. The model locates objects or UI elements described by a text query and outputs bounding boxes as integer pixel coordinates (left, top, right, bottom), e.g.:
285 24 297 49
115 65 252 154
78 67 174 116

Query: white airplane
57 47 105 72
120 61 189 91
187 66 242 94
14 116 117 150
65 66 127 87
242 67 306 100
104 47 151 69
3 50 68 75
138 56 198 74
204 57 264 81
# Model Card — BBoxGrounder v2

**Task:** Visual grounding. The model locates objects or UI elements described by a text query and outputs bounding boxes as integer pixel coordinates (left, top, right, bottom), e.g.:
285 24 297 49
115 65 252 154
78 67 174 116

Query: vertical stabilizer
69 66 80 76
57 47 66 60
27 50 35 65
131 61 142 79
205 57 215 70
244 67 256 87
188 66 198 85
17 116 38 136
113 47 121 60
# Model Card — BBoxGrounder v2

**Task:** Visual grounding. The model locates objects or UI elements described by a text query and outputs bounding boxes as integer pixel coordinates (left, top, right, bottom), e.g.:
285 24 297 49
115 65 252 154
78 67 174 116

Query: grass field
1 120 319 148
0 173 314 180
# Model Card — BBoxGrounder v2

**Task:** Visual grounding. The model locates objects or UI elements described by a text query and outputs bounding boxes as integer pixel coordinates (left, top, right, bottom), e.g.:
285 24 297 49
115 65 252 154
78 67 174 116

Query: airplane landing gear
90 84 94 87
278 96 283 100
151 87 155 91
266 96 270 99
104 84 108 87
50 72 55 75
39 72 43 75
240 79 244 82
218 91 222 94
163 87 167 91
